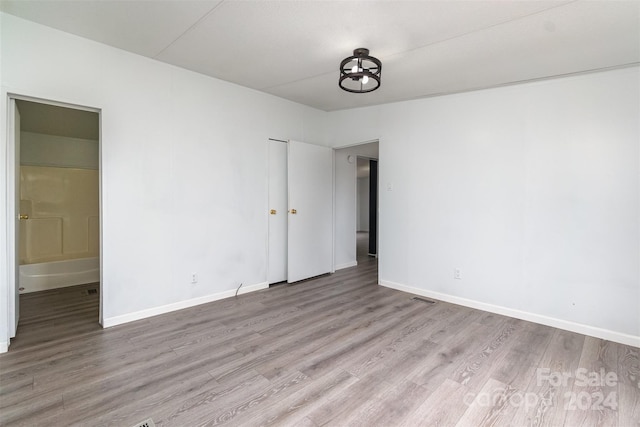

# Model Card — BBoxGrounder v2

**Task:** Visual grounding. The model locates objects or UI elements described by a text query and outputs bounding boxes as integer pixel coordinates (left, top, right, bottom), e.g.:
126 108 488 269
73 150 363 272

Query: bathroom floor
10 282 100 351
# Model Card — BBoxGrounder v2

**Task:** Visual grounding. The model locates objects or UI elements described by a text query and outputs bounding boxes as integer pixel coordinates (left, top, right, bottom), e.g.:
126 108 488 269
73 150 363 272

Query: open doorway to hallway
334 141 378 272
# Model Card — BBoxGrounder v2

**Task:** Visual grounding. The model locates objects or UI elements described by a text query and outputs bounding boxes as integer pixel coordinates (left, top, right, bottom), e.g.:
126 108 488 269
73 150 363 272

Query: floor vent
83 289 98 296
131 419 155 427
411 296 436 304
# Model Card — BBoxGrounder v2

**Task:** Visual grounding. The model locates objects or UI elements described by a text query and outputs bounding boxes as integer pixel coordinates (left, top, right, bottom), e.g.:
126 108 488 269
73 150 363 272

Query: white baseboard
335 261 358 271
103 281 268 328
379 279 640 348
0 341 8 354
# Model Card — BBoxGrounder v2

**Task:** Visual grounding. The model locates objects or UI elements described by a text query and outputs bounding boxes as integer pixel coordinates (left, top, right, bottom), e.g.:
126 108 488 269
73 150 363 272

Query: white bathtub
19 257 100 293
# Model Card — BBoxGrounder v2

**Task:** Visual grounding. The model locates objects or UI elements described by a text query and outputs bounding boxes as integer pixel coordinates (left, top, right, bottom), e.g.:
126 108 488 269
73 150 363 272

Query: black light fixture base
353 48 370 57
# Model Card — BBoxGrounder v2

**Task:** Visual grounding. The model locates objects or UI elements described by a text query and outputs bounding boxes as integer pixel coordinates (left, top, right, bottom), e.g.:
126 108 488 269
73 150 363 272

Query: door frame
3 93 103 350
332 139 380 270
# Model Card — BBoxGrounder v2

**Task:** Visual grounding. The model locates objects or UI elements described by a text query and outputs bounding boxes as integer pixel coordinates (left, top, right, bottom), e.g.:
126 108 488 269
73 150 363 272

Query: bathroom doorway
8 97 101 350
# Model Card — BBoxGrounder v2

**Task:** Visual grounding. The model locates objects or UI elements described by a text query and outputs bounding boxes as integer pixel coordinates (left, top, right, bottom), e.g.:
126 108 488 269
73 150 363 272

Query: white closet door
287 140 333 283
267 140 288 284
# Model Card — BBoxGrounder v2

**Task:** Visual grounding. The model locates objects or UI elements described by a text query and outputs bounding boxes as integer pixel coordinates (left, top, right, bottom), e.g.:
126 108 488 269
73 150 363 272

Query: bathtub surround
1 13 638 351
20 166 99 265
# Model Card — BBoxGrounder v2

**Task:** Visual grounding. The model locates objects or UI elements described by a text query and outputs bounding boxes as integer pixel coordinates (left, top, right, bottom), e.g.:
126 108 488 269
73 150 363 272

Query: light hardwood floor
1 247 638 426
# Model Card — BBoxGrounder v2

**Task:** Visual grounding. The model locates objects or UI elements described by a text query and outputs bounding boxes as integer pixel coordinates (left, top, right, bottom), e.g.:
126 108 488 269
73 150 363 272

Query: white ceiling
2 0 639 111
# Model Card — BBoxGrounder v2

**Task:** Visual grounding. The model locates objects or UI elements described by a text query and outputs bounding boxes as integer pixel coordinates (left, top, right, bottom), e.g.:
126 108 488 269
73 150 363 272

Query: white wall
329 67 640 345
334 143 378 270
0 13 328 346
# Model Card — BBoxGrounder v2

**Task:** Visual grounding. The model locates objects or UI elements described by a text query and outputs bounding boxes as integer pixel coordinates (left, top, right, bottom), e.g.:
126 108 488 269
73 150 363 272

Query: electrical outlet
191 273 198 284
454 268 462 280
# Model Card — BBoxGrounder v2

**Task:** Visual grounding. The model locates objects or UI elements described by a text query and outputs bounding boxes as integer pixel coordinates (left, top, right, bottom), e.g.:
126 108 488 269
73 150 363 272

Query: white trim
331 148 336 274
6 98 18 338
8 93 100 114
0 341 8 353
379 279 640 348
103 281 269 328
335 261 358 271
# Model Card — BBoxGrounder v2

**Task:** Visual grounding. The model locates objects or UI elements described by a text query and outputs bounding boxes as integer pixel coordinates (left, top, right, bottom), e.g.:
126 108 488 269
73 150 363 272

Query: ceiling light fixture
339 48 381 93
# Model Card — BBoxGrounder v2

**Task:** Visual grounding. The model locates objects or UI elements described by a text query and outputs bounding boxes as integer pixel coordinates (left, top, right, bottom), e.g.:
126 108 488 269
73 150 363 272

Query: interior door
287 140 333 283
267 140 288 284
8 99 21 337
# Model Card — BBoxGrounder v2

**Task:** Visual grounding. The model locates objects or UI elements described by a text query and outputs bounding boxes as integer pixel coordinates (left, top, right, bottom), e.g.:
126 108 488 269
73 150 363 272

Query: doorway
334 141 379 271
6 96 102 350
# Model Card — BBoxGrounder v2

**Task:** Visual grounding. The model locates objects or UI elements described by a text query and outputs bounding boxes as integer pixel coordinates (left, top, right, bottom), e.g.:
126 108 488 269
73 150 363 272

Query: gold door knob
270 209 277 215
290 209 297 214
19 214 29 220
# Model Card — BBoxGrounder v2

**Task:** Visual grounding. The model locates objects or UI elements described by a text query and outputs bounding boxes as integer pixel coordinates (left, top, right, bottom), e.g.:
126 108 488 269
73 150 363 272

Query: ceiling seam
377 0 581 62
329 62 640 112
259 0 581 92
152 0 227 59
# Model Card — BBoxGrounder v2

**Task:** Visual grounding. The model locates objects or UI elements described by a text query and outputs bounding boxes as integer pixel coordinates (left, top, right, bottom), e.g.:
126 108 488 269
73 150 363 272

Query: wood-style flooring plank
491 321 555 391
340 379 429 427
398 378 470 427
242 368 360 426
508 329 586 427
562 337 618 427
614 343 640 426
455 377 520 427
304 368 393 426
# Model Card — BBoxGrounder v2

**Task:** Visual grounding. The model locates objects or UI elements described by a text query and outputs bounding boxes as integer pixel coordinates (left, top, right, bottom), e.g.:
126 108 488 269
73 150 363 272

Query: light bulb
351 65 358 73
362 75 369 85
